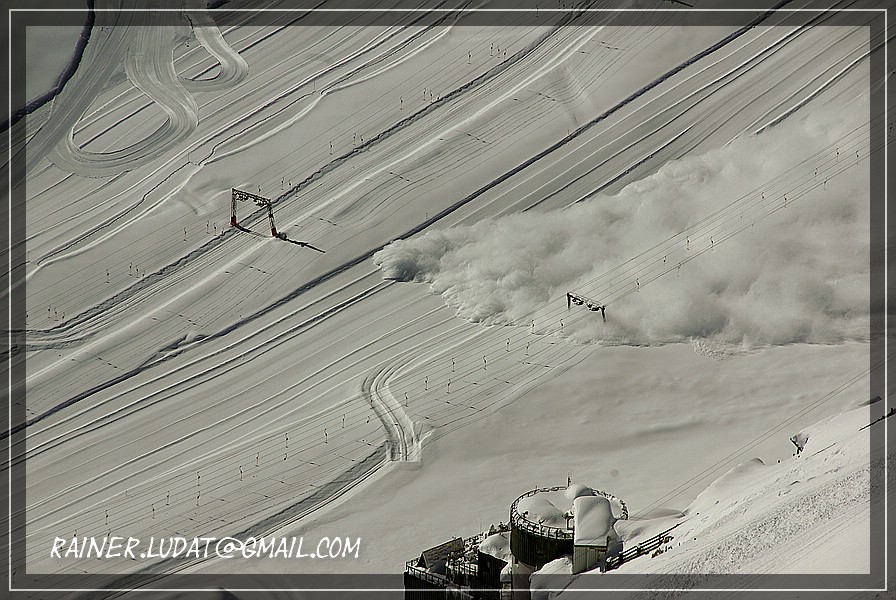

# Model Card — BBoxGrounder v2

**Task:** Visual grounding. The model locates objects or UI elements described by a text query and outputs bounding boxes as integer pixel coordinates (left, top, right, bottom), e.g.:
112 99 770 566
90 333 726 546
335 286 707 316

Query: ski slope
7 0 882 592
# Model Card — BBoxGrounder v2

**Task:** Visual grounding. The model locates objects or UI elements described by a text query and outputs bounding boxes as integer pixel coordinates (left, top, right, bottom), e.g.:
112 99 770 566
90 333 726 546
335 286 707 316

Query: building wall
509 524 574 570
477 551 507 590
572 544 607 574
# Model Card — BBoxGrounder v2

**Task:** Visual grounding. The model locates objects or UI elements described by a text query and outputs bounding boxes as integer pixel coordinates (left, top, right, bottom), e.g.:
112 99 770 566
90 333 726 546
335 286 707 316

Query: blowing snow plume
373 101 870 350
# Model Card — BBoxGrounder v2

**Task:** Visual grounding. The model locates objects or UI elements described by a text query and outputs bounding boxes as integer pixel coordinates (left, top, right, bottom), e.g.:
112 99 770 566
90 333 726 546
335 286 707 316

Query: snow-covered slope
538 398 888 598
8 0 884 596
638 401 878 573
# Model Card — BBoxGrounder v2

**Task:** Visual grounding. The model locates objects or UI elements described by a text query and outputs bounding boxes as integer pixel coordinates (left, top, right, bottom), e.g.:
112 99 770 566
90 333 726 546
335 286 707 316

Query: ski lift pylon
231 188 279 237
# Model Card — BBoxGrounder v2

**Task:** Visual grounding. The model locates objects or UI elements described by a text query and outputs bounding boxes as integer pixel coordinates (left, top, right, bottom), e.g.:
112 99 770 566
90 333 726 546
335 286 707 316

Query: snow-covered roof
573 495 617 546
478 532 512 563
534 555 572 576
517 493 568 528
418 537 464 574
530 556 573 600
565 483 594 501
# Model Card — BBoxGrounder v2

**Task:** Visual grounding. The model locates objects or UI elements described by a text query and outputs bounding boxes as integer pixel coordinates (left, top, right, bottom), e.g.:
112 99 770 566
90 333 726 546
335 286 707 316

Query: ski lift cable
371 115 881 399
595 140 873 309
26 31 876 318
573 123 875 308
569 122 870 302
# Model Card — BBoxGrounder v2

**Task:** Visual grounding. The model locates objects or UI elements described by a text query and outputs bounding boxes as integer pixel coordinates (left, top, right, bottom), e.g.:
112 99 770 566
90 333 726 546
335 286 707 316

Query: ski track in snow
17 2 862 351
20 9 456 282
14 8 552 338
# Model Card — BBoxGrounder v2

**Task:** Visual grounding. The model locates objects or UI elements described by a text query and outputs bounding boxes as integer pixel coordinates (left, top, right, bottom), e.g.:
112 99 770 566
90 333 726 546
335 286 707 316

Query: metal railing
405 562 452 587
404 562 478 599
593 489 629 520
447 557 478 575
404 523 512 592
509 485 629 539
605 522 683 570
509 486 576 540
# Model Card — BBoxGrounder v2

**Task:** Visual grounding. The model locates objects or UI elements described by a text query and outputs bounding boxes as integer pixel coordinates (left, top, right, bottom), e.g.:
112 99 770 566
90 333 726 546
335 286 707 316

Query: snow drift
373 102 870 349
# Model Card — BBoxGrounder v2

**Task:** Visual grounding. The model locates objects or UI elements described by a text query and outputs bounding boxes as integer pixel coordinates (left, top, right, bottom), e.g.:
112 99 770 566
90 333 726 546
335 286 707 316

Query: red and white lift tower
231 187 279 237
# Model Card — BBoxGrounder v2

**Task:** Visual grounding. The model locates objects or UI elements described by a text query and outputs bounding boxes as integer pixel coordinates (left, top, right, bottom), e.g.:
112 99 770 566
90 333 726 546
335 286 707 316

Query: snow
559 401 880 592
24 25 84 103
572 495 617 546
478 531 511 563
531 556 573 600
564 483 593 501
371 102 871 348
10 0 882 595
518 492 569 529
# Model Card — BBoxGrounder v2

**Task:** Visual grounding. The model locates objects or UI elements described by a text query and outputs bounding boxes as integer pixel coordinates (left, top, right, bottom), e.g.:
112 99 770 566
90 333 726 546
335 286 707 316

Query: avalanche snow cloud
373 103 870 349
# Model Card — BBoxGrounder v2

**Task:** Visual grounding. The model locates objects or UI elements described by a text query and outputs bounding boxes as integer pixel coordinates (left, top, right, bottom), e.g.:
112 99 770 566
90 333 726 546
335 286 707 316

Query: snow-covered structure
404 483 625 599
404 526 509 600
509 484 623 574
571 495 621 573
